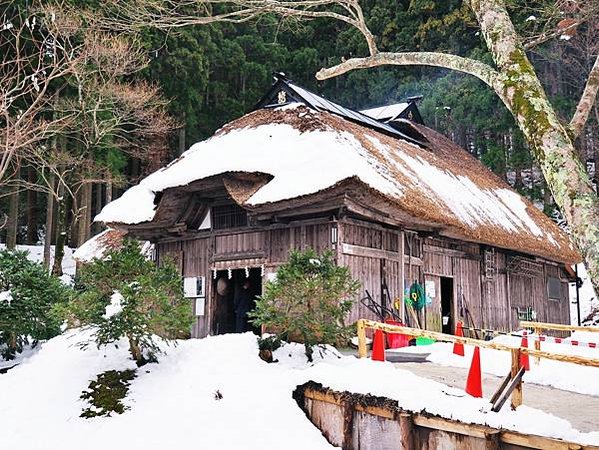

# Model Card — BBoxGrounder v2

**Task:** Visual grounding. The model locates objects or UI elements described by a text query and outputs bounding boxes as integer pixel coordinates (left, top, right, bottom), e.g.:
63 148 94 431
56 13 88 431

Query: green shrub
54 240 193 365
0 250 72 359
250 249 359 361
257 335 283 363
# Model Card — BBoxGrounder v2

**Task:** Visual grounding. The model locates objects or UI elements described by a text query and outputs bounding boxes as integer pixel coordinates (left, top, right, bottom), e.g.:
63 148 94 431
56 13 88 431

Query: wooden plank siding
421 238 570 334
156 218 571 339
338 220 404 326
157 220 336 338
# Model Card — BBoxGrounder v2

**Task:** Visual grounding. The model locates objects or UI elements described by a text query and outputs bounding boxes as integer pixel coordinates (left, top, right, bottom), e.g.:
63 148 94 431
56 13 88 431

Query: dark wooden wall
156 220 335 338
421 237 570 333
157 218 571 339
338 220 404 325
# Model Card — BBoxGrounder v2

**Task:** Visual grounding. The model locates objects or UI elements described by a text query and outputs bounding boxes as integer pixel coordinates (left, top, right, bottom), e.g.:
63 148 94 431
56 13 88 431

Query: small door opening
213 268 261 335
440 277 454 335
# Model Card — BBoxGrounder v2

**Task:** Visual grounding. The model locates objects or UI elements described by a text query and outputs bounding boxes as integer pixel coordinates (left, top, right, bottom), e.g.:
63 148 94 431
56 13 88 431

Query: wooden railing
520 320 599 364
356 319 599 367
521 320 599 333
356 318 599 410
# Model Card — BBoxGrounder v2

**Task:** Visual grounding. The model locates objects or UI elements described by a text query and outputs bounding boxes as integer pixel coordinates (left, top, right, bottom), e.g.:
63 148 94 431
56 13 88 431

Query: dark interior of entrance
441 277 454 334
213 268 262 335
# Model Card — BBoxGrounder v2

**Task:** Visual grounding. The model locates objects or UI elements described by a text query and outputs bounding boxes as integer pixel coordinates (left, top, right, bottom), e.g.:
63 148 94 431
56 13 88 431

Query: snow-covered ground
570 264 598 325
0 330 597 449
394 332 599 396
0 243 76 283
0 344 40 371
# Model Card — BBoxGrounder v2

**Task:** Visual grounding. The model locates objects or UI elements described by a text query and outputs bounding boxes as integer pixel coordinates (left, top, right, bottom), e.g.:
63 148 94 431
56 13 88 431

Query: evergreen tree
0 250 72 359
250 249 359 361
55 241 193 365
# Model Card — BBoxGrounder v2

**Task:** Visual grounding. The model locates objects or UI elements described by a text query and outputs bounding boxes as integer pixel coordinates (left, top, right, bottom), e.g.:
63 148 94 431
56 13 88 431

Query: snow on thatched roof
96 104 577 263
73 229 128 263
74 228 154 263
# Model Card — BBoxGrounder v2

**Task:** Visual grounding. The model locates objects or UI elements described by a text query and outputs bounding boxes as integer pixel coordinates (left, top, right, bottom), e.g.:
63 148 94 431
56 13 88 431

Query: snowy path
394 361 599 433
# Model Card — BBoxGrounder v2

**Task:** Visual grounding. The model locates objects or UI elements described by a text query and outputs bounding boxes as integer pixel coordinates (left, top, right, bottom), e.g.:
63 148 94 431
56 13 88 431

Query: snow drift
1 330 597 449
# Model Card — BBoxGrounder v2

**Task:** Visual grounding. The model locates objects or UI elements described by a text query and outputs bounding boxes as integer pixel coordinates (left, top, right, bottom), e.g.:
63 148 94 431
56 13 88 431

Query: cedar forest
1 0 598 273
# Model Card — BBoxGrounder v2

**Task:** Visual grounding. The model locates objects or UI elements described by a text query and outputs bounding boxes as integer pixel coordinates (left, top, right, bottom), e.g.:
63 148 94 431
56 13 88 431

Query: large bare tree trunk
78 181 92 244
6 187 19 250
52 181 67 277
26 167 38 244
43 174 55 269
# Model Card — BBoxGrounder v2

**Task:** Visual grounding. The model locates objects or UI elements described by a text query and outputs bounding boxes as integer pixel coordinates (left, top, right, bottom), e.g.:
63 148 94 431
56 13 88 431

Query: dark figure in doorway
234 279 253 332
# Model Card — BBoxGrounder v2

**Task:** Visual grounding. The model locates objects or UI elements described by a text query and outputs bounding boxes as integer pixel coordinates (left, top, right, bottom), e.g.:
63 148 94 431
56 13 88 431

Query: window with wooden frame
211 204 248 230
547 277 562 301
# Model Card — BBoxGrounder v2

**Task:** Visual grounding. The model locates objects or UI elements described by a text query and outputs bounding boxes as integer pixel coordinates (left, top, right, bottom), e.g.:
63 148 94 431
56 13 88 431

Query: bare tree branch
93 0 379 55
570 55 599 138
522 1 599 50
315 51 503 93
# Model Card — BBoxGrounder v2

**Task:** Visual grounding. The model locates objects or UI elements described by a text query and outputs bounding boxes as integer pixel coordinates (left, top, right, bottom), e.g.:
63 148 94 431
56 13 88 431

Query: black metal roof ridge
253 73 428 147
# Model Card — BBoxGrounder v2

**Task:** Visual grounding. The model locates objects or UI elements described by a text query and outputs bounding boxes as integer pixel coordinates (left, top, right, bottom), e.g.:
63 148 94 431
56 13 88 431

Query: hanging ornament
260 265 265 277
212 269 217 280
245 267 250 278
227 268 232 280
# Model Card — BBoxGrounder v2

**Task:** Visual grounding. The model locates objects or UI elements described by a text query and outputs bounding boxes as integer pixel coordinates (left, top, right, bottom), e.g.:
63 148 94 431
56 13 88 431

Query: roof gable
254 73 427 146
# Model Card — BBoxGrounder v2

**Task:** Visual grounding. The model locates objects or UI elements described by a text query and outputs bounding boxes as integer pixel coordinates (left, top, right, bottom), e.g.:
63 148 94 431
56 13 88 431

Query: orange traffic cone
465 346 482 398
453 321 465 356
520 331 530 371
371 329 386 361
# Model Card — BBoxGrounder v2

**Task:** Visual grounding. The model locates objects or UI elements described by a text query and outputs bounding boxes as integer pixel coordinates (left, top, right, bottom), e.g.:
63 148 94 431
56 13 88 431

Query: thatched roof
73 229 128 263
96 104 578 264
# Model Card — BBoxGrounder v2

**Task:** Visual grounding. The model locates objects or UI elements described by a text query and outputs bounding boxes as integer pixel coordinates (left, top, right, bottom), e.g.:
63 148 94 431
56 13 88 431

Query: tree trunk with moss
470 0 599 293
313 0 599 294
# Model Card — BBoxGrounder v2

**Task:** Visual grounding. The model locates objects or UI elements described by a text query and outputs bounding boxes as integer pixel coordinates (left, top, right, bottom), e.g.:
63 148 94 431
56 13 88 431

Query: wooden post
533 328 541 365
510 348 523 409
399 230 405 323
357 319 367 358
399 412 415 450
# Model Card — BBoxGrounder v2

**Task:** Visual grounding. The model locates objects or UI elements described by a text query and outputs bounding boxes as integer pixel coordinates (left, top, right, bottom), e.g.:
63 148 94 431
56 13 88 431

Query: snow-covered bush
0 249 72 359
54 240 193 365
250 249 359 361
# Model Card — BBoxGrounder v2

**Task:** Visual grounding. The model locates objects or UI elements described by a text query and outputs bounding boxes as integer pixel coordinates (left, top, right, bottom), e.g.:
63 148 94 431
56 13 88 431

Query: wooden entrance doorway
441 277 454 334
212 268 262 335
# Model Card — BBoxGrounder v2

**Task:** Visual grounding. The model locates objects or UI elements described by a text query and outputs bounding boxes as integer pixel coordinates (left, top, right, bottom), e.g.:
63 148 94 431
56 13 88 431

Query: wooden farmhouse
96 73 579 338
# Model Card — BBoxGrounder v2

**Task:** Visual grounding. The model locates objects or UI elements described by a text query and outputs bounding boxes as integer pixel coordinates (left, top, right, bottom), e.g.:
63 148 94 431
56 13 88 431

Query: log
357 319 367 358
510 348 523 409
